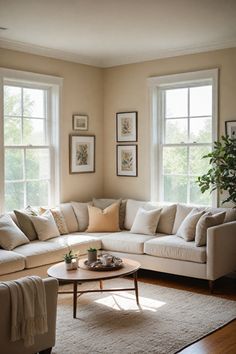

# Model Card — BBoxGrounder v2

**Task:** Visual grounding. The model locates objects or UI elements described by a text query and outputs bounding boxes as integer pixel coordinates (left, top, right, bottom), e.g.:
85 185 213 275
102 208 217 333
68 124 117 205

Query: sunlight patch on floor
95 291 166 312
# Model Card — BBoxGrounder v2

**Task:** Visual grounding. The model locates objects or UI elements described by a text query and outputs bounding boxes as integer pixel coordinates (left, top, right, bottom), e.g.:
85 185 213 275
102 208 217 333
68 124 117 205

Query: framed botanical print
69 135 95 173
73 114 88 131
116 111 138 142
225 120 236 138
116 144 137 177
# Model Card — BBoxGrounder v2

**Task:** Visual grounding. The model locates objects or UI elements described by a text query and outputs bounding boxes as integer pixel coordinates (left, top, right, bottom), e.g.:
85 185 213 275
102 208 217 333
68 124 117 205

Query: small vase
87 250 97 264
65 261 73 270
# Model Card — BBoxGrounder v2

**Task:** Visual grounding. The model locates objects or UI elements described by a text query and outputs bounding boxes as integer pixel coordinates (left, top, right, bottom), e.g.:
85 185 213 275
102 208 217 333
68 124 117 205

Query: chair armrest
207 221 236 280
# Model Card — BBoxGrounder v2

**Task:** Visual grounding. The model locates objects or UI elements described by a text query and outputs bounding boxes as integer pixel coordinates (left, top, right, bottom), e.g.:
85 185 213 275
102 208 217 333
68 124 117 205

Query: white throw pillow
176 209 205 241
30 210 60 241
0 214 29 250
130 207 162 235
71 201 91 231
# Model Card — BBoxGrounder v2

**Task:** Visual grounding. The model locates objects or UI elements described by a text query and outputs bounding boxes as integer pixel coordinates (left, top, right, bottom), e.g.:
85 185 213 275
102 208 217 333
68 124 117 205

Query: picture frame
69 135 95 174
225 120 236 138
116 111 138 142
73 114 88 131
116 144 138 177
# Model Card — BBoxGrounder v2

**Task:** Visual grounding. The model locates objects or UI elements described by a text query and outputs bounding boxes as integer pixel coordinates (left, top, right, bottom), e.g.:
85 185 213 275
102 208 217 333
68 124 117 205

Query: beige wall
103 47 236 201
1 47 236 204
0 48 104 203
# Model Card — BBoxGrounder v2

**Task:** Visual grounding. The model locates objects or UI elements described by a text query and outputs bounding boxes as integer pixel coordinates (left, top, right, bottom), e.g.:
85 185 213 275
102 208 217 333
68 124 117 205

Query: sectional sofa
0 199 236 291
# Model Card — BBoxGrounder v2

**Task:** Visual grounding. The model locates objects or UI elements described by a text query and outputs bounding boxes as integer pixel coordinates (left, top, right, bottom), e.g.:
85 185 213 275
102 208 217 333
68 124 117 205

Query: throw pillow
176 209 205 241
130 207 162 235
124 199 147 230
30 210 60 241
14 206 38 241
39 207 68 235
156 204 177 234
92 198 127 229
0 214 29 250
86 202 120 232
195 211 226 247
71 201 91 231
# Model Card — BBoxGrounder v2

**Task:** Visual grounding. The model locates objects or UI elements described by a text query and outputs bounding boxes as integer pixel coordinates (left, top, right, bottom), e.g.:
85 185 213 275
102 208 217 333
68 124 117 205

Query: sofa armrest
206 221 236 280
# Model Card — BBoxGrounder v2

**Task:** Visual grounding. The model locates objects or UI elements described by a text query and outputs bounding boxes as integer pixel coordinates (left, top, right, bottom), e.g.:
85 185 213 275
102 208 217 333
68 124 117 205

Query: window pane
26 149 50 179
164 175 187 203
190 117 212 143
4 117 22 145
165 119 188 144
189 146 212 175
23 118 45 145
190 178 211 206
5 149 24 181
26 181 49 206
163 147 187 174
5 182 25 211
23 88 45 118
190 86 212 117
4 86 21 116
165 88 188 118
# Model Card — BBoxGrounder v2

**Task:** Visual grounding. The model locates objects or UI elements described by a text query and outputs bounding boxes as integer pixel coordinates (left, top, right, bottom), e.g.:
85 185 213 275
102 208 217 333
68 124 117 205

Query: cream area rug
53 279 236 354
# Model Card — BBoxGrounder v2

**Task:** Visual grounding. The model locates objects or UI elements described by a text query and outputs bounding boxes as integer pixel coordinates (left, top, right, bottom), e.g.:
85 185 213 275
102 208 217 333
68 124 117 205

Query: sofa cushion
144 236 206 263
101 231 156 254
124 199 147 230
60 203 79 233
0 214 29 250
87 203 120 232
130 207 162 235
14 235 101 268
206 207 236 223
92 198 127 229
195 211 226 247
176 209 205 241
71 201 90 231
0 249 25 275
30 210 60 241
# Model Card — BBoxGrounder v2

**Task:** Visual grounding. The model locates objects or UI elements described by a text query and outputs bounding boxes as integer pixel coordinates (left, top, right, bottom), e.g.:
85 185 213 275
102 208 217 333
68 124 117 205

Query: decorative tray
83 255 123 272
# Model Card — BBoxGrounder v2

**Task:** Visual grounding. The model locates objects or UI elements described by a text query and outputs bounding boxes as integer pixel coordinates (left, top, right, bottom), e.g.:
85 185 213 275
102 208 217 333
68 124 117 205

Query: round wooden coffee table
47 258 140 318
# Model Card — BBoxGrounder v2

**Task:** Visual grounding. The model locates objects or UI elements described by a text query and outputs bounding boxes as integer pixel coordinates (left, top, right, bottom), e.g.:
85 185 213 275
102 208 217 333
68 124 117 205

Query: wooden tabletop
47 258 140 282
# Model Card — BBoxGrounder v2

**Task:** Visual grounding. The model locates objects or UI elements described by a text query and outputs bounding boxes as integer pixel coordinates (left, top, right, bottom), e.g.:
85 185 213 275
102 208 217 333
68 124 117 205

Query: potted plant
197 135 236 206
87 247 97 264
63 249 74 270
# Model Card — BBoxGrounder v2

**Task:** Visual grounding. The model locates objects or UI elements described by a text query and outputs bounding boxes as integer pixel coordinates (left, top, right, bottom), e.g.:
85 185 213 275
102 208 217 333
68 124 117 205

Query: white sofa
0 200 236 291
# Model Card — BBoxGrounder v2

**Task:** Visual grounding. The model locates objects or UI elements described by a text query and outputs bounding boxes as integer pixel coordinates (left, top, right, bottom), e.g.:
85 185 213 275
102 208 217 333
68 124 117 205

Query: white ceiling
0 0 236 68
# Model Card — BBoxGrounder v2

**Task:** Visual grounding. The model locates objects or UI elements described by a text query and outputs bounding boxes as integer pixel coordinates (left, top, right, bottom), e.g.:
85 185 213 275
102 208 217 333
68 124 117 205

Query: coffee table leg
73 281 77 318
99 280 103 291
134 271 139 306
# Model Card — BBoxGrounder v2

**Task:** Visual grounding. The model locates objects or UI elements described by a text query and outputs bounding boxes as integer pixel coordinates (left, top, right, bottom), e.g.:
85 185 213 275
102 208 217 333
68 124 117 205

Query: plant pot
87 250 97 264
65 261 73 270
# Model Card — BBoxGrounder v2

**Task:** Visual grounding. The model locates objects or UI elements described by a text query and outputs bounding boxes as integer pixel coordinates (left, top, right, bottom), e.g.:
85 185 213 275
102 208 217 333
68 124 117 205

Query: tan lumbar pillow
86 202 120 232
130 207 162 235
0 214 29 250
176 209 205 241
195 211 226 247
30 210 60 241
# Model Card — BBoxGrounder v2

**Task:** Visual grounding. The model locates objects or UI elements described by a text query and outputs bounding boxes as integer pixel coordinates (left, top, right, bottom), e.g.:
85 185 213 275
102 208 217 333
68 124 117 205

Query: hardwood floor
136 270 236 354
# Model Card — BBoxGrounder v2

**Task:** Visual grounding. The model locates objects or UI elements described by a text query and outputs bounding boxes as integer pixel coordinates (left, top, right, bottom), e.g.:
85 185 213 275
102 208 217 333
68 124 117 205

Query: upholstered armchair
0 277 58 354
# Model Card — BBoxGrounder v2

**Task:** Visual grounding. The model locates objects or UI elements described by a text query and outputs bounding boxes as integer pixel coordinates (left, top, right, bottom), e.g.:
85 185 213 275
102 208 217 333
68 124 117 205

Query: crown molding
0 37 236 68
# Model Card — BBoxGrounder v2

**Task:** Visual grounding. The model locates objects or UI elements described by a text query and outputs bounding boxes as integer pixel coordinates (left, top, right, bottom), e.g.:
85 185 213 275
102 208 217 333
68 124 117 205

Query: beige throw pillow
71 201 91 231
39 207 68 235
195 211 226 247
92 198 127 229
157 204 177 234
0 214 29 250
130 207 162 235
30 210 60 241
87 202 120 232
176 209 205 241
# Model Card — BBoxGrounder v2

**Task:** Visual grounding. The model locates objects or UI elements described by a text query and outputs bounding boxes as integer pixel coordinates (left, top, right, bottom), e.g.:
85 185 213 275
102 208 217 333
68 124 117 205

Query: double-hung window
0 69 62 212
148 69 218 206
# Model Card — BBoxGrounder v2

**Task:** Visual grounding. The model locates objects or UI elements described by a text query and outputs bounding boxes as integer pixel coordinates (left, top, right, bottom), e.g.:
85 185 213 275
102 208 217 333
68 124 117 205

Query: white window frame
0 68 63 213
147 69 218 207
